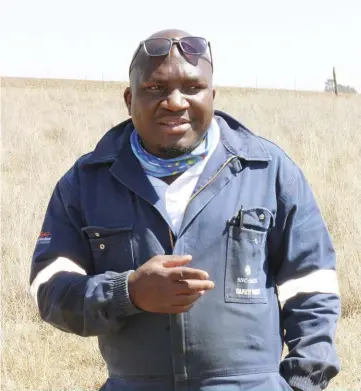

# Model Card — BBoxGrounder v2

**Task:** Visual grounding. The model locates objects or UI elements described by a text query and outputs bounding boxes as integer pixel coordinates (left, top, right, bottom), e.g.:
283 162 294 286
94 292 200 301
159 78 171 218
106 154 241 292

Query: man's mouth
158 118 191 133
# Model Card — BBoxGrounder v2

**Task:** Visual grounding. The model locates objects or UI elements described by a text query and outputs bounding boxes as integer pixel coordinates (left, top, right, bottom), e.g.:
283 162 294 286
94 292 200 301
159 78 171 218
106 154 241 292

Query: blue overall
30 111 340 391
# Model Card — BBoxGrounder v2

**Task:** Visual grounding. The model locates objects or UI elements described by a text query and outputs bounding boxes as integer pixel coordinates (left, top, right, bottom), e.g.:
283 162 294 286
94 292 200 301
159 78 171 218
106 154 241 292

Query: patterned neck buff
130 119 218 178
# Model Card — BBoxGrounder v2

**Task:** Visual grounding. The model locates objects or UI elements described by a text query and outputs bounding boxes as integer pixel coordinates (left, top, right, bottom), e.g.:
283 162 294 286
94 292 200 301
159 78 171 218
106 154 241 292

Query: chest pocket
225 207 274 304
81 226 135 274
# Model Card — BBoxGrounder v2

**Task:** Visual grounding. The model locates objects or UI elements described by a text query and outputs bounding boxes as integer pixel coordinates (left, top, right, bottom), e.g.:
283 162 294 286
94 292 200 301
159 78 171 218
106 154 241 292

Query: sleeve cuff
288 376 322 391
111 270 143 317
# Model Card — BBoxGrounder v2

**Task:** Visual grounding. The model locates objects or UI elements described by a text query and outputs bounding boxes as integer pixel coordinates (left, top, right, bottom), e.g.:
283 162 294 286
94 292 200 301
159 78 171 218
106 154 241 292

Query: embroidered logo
237 277 258 284
236 288 261 296
235 265 262 297
37 231 51 245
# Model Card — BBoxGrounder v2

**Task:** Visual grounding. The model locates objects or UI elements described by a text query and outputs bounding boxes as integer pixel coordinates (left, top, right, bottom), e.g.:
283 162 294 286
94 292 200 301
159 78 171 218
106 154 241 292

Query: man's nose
161 89 190 111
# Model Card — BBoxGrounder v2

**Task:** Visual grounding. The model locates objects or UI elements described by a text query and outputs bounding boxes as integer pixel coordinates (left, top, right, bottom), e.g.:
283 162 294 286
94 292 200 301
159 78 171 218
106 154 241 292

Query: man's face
124 38 215 158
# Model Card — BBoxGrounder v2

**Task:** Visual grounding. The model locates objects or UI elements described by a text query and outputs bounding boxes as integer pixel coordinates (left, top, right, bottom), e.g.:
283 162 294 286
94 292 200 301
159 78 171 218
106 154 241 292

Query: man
30 29 340 391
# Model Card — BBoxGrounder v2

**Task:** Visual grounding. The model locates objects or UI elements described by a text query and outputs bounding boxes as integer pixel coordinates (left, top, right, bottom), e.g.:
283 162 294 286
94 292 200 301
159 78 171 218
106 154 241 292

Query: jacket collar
83 110 271 166
215 110 271 161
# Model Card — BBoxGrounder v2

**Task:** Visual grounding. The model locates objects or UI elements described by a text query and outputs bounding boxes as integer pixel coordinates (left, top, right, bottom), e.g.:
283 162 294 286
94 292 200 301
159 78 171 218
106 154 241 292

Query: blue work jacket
30 111 340 391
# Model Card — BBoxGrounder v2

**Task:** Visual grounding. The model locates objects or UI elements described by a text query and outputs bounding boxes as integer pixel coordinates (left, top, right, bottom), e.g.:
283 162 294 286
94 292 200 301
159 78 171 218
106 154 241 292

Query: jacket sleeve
29 172 142 337
270 161 340 391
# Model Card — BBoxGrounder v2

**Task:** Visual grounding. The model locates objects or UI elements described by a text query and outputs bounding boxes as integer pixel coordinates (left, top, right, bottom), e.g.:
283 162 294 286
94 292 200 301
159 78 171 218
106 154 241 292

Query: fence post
333 67 338 96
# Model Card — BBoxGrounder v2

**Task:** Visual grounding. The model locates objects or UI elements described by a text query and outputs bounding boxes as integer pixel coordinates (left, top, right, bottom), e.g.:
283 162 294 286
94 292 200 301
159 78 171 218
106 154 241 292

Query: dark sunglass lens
144 38 171 56
180 37 207 54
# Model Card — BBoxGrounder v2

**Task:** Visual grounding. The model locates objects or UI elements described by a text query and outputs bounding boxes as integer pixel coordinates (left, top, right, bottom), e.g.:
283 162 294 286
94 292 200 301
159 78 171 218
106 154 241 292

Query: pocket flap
242 208 274 231
81 225 133 239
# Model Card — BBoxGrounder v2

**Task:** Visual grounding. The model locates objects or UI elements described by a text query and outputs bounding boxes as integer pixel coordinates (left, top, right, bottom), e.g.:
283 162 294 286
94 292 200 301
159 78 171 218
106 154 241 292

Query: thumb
163 255 192 268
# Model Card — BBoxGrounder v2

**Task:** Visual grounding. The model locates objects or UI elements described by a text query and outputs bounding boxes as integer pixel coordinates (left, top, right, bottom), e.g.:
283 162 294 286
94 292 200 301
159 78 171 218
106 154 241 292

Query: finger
169 267 210 281
174 279 215 294
163 255 192 268
172 292 204 306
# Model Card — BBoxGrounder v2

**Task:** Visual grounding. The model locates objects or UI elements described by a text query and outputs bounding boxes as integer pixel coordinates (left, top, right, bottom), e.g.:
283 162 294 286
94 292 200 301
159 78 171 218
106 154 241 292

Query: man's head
124 29 216 159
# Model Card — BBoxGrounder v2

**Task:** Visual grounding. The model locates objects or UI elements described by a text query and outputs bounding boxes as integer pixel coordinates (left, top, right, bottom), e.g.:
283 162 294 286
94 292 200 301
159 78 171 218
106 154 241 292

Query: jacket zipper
167 156 238 389
168 227 175 250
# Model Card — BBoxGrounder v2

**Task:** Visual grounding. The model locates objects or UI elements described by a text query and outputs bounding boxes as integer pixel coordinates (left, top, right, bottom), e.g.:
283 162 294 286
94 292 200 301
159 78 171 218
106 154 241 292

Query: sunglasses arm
208 42 214 73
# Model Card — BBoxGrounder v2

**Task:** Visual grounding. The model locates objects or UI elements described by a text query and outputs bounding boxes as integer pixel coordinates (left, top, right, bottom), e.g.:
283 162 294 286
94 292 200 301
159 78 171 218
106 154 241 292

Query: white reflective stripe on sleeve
30 257 86 307
277 269 339 303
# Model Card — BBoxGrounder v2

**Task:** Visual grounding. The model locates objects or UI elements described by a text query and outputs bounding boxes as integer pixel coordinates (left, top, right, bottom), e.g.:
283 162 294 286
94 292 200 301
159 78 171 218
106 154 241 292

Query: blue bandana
130 119 218 178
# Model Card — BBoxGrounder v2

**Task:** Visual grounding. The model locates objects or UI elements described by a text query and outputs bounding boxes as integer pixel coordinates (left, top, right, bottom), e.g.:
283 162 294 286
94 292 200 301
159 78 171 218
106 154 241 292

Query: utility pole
333 67 338 96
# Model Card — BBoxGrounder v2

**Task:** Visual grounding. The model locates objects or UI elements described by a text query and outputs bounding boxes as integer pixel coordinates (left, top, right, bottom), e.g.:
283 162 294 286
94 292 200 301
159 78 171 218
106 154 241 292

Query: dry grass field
1 77 360 391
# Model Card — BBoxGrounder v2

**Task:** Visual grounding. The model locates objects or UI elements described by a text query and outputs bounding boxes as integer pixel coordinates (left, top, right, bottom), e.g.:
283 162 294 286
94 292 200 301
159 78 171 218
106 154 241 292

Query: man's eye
147 85 163 91
186 85 203 93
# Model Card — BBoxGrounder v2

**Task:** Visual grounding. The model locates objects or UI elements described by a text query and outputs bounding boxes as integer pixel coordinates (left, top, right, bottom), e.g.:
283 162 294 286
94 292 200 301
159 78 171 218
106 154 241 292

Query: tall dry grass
1 77 360 391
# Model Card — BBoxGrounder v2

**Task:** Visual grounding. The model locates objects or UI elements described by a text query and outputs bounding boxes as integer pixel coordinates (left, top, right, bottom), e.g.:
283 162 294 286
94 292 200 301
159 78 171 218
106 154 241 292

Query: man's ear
124 87 132 116
212 88 216 100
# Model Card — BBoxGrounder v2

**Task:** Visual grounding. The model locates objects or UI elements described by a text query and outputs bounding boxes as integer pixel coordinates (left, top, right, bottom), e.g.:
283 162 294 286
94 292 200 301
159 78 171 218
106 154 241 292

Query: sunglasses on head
129 36 213 75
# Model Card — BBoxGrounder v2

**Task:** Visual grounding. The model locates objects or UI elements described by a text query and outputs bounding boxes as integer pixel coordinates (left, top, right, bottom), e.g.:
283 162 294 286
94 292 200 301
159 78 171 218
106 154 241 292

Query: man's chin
157 145 194 159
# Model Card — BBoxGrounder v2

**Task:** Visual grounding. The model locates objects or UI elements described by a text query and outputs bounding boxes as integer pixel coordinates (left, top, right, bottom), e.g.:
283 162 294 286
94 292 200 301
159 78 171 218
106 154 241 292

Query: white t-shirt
147 119 221 234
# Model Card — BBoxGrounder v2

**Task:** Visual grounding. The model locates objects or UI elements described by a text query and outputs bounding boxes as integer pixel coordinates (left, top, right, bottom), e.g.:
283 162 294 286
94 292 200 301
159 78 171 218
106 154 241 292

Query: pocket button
259 214 265 221
95 232 100 237
99 244 105 250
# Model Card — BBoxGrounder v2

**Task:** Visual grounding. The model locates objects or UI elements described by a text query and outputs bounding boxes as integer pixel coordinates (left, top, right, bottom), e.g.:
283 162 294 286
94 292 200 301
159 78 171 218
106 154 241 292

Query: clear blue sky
1 0 360 91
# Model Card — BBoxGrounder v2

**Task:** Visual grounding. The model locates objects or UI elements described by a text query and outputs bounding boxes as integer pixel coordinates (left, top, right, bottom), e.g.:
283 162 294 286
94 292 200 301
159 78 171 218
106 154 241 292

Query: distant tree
324 79 358 94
